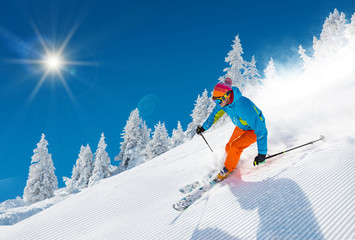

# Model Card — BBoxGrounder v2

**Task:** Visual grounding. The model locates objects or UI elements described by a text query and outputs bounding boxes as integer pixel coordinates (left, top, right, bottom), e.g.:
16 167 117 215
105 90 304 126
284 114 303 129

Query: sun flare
7 21 97 102
44 54 63 71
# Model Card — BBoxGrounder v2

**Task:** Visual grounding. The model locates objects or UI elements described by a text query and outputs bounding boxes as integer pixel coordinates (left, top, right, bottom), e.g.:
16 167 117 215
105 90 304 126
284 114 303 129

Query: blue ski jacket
202 87 268 155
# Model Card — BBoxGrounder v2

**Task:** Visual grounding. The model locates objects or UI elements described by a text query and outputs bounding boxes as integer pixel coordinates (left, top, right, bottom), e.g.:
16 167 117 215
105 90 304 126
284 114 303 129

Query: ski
173 179 218 211
179 169 219 194
179 181 202 194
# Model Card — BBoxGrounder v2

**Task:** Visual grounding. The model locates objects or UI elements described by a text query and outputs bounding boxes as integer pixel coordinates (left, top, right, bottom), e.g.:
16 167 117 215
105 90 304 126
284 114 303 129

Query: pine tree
64 144 93 192
298 46 311 69
146 122 169 160
185 89 212 139
224 35 246 88
115 108 151 172
88 133 111 187
264 58 276 80
313 9 348 59
350 13 355 36
170 121 186 148
223 35 261 90
243 55 261 87
23 134 58 203
320 9 347 41
191 89 211 125
76 145 93 188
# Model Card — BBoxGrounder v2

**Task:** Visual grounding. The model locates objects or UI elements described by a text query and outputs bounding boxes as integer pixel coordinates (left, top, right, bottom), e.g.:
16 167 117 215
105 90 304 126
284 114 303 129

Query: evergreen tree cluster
116 88 220 172
299 9 355 67
115 109 189 173
115 109 150 172
24 133 114 203
63 144 93 193
63 132 113 192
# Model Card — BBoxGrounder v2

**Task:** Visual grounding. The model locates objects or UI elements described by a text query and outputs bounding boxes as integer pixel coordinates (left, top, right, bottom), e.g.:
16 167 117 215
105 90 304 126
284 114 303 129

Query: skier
196 77 268 182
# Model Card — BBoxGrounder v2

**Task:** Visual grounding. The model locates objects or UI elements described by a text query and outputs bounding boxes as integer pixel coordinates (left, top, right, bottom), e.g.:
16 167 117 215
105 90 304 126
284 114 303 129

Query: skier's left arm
242 101 268 155
201 104 225 131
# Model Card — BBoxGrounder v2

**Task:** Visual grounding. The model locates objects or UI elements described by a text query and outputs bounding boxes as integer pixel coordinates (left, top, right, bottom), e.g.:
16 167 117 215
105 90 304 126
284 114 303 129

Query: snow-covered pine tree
313 9 348 59
300 10 354 68
146 121 169 160
243 55 261 87
170 121 186 148
64 144 93 192
115 108 151 172
185 89 212 139
264 58 276 80
350 13 355 36
298 46 312 69
223 35 262 91
140 120 151 149
76 144 93 187
88 133 111 187
224 35 246 89
23 134 58 203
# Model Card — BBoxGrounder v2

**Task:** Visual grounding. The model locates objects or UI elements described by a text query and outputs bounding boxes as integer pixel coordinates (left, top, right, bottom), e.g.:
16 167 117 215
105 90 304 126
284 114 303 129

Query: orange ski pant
224 126 257 172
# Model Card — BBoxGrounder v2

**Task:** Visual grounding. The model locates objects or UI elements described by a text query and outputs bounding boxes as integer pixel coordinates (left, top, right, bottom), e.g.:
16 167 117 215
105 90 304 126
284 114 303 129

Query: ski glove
253 154 266 166
196 126 206 135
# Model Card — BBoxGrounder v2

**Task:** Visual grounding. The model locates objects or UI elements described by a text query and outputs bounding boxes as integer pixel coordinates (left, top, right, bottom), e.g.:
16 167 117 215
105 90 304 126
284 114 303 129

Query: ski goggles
212 91 231 104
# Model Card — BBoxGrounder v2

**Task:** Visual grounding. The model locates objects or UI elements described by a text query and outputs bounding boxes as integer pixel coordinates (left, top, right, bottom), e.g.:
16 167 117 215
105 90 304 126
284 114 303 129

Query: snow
0 128 354 239
0 9 354 240
0 189 69 226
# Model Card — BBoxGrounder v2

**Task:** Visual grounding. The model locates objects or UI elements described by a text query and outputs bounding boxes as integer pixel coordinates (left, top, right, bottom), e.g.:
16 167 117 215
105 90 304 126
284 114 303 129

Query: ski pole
200 132 214 152
266 135 326 159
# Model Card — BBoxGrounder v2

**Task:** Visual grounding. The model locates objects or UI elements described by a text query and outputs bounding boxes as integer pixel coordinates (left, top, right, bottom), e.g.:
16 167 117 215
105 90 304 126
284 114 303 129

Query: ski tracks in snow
0 140 353 240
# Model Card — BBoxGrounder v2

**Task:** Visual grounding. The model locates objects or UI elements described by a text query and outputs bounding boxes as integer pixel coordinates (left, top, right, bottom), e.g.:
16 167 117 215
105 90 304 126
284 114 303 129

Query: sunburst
8 21 96 102
44 54 63 71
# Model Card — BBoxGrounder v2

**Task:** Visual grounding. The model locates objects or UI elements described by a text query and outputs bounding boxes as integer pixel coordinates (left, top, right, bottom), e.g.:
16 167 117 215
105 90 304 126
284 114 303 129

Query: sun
7 21 97 102
44 54 63 71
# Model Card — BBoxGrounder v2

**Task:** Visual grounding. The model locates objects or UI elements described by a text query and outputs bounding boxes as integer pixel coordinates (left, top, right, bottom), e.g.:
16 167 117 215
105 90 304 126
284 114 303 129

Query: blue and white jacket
202 87 268 155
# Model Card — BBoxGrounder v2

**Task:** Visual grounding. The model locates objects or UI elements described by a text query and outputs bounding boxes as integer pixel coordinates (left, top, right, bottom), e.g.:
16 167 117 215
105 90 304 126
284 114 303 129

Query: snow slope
1 9 354 240
0 121 354 239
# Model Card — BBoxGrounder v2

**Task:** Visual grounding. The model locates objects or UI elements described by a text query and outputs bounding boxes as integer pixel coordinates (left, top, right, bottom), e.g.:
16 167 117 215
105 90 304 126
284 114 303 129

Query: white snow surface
0 122 354 239
1 12 355 239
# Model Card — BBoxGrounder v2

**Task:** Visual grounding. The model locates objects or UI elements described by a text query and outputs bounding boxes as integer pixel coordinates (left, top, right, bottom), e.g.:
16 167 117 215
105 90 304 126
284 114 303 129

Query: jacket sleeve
202 105 226 131
240 99 268 155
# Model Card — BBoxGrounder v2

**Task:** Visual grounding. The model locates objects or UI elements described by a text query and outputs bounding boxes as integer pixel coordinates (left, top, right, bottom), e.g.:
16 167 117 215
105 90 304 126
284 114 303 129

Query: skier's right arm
202 105 225 131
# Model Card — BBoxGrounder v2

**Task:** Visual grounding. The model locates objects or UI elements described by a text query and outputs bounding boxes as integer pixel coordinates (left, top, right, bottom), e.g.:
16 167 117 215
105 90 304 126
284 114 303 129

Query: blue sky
0 0 353 202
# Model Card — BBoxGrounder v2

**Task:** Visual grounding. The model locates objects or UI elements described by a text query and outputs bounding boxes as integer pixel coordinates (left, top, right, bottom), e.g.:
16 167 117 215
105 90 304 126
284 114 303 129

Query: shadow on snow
230 170 324 240
190 168 324 240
